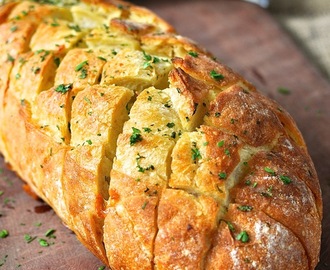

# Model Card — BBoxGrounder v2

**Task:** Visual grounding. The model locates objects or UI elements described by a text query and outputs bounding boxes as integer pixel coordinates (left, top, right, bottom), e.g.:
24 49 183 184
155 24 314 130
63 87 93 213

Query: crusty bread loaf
0 0 323 269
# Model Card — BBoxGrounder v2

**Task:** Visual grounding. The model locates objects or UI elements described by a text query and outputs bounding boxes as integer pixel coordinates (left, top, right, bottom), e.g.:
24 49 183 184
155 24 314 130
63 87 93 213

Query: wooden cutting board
1 0 329 269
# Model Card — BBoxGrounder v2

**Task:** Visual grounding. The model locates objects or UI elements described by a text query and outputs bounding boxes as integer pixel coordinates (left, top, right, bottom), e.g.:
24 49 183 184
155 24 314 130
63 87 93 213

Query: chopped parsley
217 140 224 147
226 221 235 232
7 54 15 62
10 25 18 32
264 167 276 176
261 185 273 197
38 238 49 247
141 201 148 210
97 56 107 61
277 87 291 95
67 23 81 32
236 231 249 243
45 229 56 238
237 205 253 212
279 175 292 185
32 67 41 74
75 60 88 72
218 172 227 180
210 70 224 80
188 51 198 58
84 96 91 104
191 143 202 162
55 83 72 94
0 229 9 238
166 122 175 128
24 234 37 243
35 49 50 62
54 57 60 67
79 68 87 79
136 153 154 173
143 127 152 133
142 51 152 61
86 139 92 145
130 127 142 145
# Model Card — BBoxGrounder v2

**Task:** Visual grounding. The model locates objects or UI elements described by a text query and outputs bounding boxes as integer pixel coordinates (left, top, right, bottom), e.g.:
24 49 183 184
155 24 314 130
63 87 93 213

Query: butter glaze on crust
0 0 322 269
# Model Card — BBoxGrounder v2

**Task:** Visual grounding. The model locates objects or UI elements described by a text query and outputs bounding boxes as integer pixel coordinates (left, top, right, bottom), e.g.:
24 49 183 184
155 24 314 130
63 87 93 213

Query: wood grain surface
1 0 329 269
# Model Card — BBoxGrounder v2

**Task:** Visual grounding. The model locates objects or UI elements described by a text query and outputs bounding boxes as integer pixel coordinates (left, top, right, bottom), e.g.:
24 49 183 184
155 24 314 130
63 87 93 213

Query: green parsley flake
45 229 56 238
84 96 91 104
264 167 276 176
142 51 152 61
141 201 148 210
86 139 92 145
54 57 60 67
166 122 175 128
210 70 224 80
217 140 224 147
188 51 198 58
24 234 37 243
0 229 9 238
10 25 18 32
218 172 227 180
98 266 106 270
97 56 107 61
55 83 72 94
75 60 88 72
236 231 249 243
143 127 152 133
7 54 15 62
226 221 235 232
237 205 253 212
279 175 292 185
78 68 88 79
277 87 291 95
67 23 81 32
130 127 143 146
191 145 202 162
38 238 49 247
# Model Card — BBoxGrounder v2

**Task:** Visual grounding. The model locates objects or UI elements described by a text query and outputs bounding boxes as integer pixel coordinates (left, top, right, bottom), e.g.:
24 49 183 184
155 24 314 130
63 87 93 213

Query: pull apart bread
0 0 323 269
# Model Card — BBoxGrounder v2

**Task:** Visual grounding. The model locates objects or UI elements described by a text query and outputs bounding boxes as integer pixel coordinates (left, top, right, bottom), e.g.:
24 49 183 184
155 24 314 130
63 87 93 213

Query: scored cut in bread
0 0 322 269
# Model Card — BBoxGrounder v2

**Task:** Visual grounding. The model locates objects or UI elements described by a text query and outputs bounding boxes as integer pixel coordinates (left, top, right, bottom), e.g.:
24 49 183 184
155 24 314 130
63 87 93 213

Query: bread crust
0 0 322 269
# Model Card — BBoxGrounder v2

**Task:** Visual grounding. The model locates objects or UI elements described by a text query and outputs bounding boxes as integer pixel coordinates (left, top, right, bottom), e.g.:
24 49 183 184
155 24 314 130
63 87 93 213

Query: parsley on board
191 145 202 162
277 87 291 95
0 229 9 238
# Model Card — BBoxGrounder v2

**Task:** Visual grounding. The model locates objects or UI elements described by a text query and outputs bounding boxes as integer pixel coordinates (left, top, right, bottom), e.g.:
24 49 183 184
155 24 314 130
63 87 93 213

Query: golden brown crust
0 1 322 269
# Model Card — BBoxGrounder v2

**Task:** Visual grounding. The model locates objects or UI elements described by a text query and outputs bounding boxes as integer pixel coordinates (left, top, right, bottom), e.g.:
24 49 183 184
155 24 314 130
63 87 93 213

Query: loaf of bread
0 0 322 269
